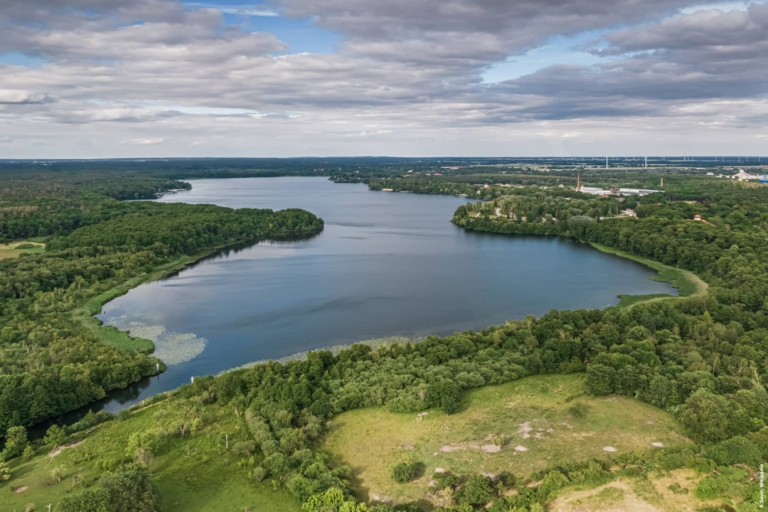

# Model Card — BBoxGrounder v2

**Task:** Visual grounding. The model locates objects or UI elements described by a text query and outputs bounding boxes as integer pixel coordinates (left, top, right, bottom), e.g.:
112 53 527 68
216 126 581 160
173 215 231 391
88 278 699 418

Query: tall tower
577 172 581 192
660 177 664 187
605 156 608 169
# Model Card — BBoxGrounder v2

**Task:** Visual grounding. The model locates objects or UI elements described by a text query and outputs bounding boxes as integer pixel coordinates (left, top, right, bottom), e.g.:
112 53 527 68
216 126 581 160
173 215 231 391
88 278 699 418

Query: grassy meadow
4 399 299 512
324 374 689 505
0 241 45 259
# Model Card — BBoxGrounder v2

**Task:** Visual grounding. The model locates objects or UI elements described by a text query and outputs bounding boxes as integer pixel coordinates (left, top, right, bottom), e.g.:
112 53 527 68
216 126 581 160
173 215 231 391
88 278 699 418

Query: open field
0 241 45 259
5 398 300 512
590 242 708 308
324 374 689 505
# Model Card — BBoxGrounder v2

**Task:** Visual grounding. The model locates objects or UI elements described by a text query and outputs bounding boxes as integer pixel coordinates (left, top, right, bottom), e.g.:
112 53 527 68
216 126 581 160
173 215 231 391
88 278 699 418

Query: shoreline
589 242 708 307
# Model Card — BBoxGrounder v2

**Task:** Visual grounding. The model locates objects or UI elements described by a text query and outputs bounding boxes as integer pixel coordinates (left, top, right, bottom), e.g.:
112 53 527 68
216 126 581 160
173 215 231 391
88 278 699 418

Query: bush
117 410 132 422
252 466 267 482
459 474 493 506
706 436 762 467
0 461 10 482
391 462 417 484
442 395 460 415
695 467 750 500
434 471 459 490
568 402 591 418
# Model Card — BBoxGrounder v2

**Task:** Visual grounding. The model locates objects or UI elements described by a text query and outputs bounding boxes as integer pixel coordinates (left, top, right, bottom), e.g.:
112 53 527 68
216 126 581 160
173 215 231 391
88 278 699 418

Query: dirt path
48 440 84 460
550 480 661 512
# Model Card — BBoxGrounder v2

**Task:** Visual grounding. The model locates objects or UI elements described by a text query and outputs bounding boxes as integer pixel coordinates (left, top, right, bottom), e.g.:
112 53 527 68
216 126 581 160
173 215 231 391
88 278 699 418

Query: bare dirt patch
482 445 501 453
48 440 85 460
15 486 28 493
603 446 618 452
513 445 528 452
551 480 661 512
518 421 533 439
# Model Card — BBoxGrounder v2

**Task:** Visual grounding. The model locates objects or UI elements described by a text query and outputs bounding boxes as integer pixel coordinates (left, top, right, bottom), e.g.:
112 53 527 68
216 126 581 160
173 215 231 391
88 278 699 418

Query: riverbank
75 230 325 357
590 242 708 308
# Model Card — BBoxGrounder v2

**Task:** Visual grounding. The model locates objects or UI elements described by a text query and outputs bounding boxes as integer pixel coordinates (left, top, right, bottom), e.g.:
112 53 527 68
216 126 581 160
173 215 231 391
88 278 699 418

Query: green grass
324 374 688 505
590 242 708 308
4 400 300 512
0 241 45 259
71 255 196 354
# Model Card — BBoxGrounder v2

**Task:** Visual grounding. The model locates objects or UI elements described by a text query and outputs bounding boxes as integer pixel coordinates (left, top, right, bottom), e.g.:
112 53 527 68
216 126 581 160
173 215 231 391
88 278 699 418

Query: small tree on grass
51 466 65 483
2 426 28 460
44 425 66 448
0 461 10 483
391 462 417 484
57 464 161 512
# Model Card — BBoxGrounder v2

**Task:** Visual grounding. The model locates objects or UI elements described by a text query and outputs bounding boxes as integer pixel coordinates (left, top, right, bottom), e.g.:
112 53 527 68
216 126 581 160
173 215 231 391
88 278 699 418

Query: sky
1 0 767 158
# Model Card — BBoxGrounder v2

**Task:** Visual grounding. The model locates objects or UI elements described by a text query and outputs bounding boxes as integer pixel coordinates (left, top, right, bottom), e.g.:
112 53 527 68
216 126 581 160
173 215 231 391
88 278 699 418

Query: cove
92 177 674 412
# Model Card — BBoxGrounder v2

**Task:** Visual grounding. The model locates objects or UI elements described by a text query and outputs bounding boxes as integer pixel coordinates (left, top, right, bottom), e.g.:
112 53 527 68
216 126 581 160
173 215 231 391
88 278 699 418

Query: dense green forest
3 166 768 511
0 170 324 433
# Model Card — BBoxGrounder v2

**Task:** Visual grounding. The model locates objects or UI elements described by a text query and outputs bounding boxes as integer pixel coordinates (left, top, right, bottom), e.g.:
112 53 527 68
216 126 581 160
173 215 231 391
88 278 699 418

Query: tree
2 426 28 460
302 488 367 512
681 389 732 444
0 461 10 483
585 364 615 396
57 464 161 512
57 488 112 512
44 425 66 447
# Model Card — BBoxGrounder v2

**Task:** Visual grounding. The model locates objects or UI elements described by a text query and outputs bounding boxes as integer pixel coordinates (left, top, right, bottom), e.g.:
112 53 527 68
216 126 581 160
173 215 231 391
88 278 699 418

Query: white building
734 169 761 181
579 186 660 197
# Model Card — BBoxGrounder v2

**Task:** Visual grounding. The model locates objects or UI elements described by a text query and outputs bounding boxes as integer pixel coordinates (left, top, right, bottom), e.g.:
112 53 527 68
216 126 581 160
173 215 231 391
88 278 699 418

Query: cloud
123 137 166 145
0 0 766 157
0 89 50 104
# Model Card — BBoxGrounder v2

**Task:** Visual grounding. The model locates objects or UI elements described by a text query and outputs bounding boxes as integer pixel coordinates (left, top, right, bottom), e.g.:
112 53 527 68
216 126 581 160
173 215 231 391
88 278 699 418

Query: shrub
568 402 591 418
706 436 762 467
442 395 460 415
695 467 750 500
459 474 493 506
0 461 10 482
434 471 459 490
252 466 267 482
391 462 417 484
117 410 131 422
23 445 35 459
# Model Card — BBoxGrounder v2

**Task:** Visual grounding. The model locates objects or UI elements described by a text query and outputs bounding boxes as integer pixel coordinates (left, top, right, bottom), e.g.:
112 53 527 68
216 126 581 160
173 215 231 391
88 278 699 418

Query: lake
92 177 674 411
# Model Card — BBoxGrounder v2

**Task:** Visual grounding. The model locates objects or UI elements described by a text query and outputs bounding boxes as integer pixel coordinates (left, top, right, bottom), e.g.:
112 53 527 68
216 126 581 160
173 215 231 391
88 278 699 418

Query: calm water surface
89 177 674 412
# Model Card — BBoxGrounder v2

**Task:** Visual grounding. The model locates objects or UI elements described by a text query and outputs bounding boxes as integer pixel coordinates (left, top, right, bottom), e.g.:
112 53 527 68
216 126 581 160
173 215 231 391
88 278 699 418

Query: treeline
0 172 324 432
119 285 767 509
